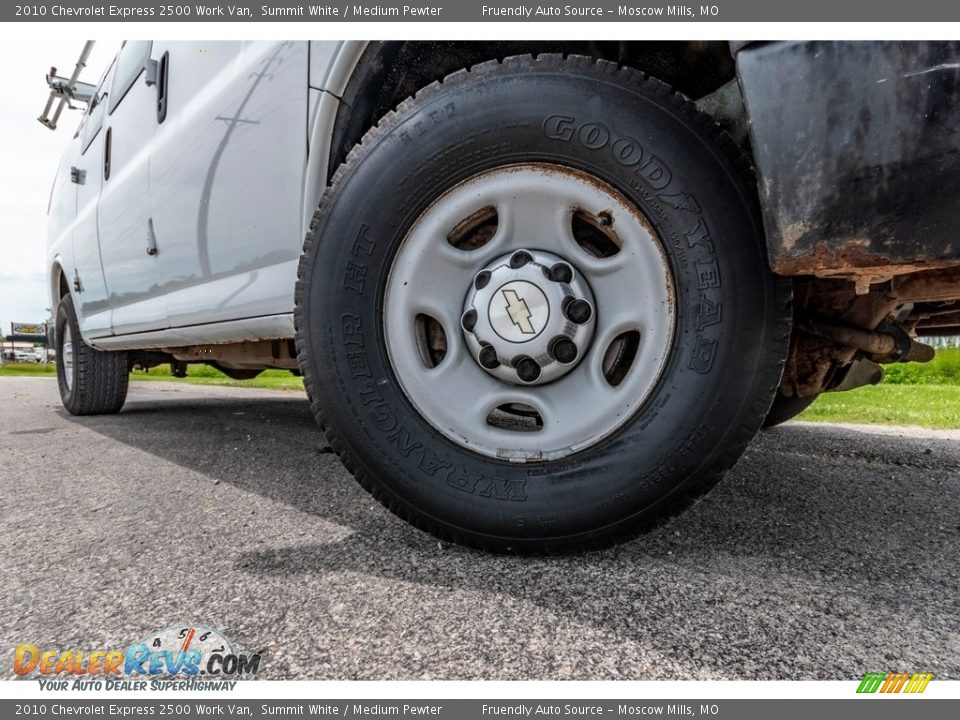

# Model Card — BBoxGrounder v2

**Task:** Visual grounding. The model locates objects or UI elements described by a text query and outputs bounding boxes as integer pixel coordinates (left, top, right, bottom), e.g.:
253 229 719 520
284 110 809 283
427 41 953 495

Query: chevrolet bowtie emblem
502 289 535 334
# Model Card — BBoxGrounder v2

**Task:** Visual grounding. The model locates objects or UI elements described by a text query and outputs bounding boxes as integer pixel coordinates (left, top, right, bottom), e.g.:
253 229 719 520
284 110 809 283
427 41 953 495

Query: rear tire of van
295 55 791 553
55 294 129 416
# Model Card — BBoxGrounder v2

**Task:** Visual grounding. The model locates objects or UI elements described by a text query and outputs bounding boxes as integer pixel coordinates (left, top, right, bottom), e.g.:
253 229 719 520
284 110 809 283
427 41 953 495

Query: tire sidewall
301 62 779 543
55 296 79 410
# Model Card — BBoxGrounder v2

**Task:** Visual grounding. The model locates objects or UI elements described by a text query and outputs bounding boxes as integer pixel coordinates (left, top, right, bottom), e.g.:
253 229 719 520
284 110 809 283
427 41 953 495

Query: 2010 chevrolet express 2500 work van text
43 40 960 552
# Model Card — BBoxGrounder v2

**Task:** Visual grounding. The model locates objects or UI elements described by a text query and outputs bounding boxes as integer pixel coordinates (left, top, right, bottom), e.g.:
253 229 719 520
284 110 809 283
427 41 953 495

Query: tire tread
294 54 791 554
57 295 129 416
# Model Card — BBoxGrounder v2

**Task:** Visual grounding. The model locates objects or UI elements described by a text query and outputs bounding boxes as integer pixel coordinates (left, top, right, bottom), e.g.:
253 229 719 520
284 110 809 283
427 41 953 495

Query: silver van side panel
48 41 368 349
89 313 296 351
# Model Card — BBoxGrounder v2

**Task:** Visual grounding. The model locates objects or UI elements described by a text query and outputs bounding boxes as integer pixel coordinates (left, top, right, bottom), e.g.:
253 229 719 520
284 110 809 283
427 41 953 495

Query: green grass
5 347 960 428
131 364 305 391
880 346 960 385
791 346 960 429
0 361 304 391
0 362 56 375
798 384 960 430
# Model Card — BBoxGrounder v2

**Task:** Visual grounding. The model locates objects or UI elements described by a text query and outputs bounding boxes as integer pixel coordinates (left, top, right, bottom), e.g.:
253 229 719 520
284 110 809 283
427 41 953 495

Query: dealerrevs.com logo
13 625 261 691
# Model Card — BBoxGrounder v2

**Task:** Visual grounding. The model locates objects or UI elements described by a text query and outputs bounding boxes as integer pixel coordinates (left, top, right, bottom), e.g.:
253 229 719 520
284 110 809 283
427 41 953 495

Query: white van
46 41 956 551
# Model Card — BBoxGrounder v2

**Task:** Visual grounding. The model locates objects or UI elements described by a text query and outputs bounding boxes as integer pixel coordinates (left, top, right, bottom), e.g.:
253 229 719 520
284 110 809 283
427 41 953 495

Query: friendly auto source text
481 705 714 716
481 6 719 17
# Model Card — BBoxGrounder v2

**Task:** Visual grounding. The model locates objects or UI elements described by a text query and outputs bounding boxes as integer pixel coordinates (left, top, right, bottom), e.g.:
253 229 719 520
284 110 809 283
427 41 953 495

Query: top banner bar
7 1 960 23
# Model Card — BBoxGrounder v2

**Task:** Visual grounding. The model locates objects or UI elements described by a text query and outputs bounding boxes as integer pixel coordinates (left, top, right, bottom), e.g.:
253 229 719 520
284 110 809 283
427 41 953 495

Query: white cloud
0 39 114 333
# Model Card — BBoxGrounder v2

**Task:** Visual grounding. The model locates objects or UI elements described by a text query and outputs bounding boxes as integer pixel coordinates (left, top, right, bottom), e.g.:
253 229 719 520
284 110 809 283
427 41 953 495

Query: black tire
55 294 129 415
763 393 817 428
295 55 791 553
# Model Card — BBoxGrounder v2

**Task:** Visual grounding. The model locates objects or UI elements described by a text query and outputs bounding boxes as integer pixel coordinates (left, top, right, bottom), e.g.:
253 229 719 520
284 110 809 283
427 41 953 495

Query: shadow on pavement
63 390 960 678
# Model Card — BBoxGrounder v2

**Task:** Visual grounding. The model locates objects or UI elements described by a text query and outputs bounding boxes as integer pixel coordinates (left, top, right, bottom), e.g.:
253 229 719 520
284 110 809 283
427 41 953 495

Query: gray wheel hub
62 325 74 391
384 163 676 462
462 249 595 386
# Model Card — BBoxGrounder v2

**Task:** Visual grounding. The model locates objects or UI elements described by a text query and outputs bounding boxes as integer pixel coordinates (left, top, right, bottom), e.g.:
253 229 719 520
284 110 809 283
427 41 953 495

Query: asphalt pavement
1 376 958 680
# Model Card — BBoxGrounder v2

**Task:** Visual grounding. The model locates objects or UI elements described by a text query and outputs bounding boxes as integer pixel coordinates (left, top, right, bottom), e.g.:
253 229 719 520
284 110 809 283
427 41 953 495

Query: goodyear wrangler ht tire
55 295 129 416
295 55 791 553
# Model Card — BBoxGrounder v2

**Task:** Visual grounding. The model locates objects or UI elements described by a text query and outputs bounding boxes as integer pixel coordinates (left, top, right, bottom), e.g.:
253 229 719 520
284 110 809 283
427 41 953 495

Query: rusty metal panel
738 41 960 278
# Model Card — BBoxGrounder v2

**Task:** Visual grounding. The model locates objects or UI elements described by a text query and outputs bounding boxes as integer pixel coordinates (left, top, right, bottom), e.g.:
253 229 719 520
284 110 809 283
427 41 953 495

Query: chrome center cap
462 249 596 385
488 280 550 343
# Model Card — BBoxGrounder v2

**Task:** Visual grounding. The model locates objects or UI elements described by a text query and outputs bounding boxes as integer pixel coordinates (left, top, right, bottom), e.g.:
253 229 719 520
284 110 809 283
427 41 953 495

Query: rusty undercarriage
732 40 960 402
782 267 960 400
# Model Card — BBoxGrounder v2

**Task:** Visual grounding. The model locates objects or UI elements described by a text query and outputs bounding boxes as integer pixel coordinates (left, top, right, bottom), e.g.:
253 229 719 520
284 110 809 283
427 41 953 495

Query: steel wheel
62 324 74 391
384 164 675 461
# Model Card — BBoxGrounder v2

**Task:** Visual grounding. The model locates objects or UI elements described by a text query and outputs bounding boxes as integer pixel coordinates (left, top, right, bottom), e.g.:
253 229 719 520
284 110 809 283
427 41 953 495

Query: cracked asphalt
1 376 958 680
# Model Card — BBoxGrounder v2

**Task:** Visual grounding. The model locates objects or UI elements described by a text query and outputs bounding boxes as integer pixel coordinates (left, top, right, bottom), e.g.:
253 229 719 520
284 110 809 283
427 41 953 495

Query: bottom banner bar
2 699 957 720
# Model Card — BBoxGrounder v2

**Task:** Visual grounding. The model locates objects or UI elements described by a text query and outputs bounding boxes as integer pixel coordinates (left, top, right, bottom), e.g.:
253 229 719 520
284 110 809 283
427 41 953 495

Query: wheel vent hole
447 206 498 251
414 314 447 368
602 330 641 387
572 209 621 258
486 403 543 433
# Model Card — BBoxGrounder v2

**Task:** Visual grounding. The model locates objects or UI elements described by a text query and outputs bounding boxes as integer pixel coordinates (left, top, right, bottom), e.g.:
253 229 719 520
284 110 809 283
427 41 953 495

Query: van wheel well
55 266 70 306
328 41 737 182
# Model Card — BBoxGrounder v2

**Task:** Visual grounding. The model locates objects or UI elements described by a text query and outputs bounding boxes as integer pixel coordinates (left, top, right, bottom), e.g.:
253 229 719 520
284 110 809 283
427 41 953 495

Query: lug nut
548 262 573 284
514 356 541 383
565 298 593 324
475 271 491 290
550 337 578 364
461 309 477 333
510 251 532 268
478 345 500 369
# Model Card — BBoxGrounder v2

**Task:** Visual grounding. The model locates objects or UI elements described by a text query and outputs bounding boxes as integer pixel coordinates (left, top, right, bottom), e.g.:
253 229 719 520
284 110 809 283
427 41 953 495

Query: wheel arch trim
302 41 368 238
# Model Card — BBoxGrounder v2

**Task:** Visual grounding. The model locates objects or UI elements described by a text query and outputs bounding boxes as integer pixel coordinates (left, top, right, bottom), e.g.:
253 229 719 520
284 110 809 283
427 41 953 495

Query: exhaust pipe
802 318 935 364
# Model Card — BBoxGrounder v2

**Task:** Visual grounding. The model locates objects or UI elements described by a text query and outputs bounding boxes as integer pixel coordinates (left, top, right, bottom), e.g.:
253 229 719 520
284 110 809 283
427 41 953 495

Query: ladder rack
38 41 97 130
